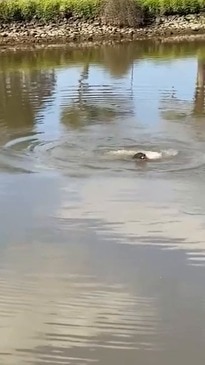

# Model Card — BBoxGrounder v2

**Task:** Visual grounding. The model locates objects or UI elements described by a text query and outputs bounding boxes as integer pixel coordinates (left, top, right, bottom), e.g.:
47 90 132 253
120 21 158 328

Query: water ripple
1 131 205 177
0 266 159 364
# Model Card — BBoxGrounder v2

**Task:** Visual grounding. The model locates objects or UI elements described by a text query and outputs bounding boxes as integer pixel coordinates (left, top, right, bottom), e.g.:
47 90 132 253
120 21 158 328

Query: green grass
0 0 100 21
0 0 204 21
142 0 204 14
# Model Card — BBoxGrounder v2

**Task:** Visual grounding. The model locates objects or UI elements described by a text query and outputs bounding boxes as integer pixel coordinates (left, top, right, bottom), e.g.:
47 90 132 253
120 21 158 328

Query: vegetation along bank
0 0 204 45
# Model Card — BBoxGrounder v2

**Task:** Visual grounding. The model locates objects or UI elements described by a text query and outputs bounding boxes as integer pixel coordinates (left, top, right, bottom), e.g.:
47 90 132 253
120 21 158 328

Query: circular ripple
1 134 205 176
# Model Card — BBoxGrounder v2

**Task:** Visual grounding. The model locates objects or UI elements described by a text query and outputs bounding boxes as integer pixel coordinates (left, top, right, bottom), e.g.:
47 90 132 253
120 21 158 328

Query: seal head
132 152 148 160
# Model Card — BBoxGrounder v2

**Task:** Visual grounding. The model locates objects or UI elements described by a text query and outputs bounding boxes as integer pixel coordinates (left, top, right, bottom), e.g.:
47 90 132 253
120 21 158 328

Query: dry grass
101 0 144 27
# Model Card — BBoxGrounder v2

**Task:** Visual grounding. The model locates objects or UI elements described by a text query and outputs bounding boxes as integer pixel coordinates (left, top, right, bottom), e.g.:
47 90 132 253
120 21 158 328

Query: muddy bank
0 12 204 46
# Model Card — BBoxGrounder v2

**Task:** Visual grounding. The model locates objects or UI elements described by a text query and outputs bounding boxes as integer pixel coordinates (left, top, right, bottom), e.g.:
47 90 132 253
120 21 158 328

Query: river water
0 40 205 365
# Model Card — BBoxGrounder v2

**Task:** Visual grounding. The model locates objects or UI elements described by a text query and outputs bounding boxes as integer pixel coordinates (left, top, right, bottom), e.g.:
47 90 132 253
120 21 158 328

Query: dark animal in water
132 152 148 160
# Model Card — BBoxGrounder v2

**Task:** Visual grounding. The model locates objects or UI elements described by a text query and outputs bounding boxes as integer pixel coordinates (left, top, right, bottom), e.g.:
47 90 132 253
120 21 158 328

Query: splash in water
106 149 178 160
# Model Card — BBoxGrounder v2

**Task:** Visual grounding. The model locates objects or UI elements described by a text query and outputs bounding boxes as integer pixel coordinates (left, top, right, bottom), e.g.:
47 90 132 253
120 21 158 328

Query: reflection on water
194 59 205 115
0 70 56 130
0 241 159 361
0 40 205 365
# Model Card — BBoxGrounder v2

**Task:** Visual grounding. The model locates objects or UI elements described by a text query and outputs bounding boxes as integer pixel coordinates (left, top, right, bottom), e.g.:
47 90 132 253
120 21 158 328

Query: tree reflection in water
0 69 56 132
60 53 135 130
194 59 205 115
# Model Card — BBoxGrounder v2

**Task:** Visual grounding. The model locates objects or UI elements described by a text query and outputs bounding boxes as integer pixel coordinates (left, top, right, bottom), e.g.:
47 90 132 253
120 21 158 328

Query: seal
132 152 148 160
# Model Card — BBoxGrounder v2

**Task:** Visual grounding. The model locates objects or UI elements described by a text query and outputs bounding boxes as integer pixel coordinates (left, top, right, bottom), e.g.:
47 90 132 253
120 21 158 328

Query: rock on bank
0 12 205 46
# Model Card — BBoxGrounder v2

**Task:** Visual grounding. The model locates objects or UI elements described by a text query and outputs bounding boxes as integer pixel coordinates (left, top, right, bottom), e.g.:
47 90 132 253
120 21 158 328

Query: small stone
192 26 200 31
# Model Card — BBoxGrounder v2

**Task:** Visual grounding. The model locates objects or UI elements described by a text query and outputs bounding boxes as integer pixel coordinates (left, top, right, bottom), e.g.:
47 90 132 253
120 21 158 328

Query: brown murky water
0 40 205 365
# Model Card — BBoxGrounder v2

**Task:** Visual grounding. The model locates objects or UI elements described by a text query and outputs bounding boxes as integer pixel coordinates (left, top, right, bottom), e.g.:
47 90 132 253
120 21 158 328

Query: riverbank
0 12 204 46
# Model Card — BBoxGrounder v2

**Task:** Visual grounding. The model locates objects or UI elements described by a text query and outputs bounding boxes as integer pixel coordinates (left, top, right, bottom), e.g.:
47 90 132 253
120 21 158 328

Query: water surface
0 40 205 365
